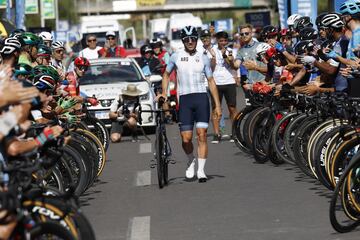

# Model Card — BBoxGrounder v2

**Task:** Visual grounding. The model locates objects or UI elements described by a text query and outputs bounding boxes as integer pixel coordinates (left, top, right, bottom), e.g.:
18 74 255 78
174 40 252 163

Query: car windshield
81 61 143 85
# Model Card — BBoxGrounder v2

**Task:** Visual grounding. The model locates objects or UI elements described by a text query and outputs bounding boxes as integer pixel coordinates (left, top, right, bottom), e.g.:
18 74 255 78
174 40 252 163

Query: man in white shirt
210 31 238 144
79 34 102 60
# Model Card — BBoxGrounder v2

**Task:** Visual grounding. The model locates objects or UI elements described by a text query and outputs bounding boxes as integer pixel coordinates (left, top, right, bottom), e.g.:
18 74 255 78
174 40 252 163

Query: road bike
138 97 173 188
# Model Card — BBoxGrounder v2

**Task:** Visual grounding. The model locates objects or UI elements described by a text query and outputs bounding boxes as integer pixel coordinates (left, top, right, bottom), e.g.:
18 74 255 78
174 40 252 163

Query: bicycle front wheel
155 126 165 188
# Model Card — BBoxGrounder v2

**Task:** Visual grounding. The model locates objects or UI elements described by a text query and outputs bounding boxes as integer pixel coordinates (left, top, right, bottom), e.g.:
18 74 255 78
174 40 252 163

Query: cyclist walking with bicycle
158 26 221 182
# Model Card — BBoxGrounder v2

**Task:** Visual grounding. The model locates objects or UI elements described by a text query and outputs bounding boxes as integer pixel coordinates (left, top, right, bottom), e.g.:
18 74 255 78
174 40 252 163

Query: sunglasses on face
77 66 88 71
182 36 198 43
55 50 64 54
201 36 210 41
106 37 115 40
87 39 97 43
240 32 251 37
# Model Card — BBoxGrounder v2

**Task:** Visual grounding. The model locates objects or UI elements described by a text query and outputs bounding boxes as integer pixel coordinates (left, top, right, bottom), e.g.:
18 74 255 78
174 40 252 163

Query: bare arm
314 60 337 76
161 71 171 98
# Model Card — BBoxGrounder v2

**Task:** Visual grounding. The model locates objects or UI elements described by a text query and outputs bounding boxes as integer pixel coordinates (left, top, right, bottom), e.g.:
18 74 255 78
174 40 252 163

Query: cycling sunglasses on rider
77 65 88 71
182 36 198 43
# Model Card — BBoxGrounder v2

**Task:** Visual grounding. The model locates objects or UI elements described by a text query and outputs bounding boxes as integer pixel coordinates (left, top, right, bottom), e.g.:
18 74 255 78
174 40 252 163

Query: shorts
178 93 210 132
210 84 237 109
110 121 123 135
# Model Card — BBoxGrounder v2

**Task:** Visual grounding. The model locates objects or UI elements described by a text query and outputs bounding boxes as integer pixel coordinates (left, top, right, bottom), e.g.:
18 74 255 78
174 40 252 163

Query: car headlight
139 93 149 101
99 99 114 107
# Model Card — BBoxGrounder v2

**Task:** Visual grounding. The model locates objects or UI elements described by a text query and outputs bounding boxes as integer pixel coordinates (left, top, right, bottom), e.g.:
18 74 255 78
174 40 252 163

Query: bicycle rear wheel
155 126 165 188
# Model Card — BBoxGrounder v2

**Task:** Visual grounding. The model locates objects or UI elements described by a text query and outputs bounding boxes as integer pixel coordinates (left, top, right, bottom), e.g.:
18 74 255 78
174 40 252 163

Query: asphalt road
81 89 360 240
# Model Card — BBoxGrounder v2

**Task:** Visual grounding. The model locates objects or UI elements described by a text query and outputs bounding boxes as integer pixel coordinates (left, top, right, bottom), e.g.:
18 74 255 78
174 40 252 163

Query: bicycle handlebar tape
35 128 55 146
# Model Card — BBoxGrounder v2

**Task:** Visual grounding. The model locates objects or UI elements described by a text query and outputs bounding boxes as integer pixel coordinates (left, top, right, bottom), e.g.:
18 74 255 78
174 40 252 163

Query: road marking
127 216 150 240
136 171 151 186
139 143 152 154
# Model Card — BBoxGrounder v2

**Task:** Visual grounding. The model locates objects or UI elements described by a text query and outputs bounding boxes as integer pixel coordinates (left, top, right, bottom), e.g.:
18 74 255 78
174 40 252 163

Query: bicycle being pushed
138 97 174 188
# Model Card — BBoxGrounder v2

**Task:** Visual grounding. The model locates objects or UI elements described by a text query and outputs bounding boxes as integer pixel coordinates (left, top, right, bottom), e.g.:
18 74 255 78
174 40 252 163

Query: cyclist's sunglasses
240 32 251 37
77 66 88 71
182 36 198 43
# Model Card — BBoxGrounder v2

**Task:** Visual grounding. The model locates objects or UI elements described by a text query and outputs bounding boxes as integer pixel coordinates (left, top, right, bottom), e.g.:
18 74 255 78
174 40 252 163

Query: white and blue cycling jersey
347 27 360 60
166 49 213 96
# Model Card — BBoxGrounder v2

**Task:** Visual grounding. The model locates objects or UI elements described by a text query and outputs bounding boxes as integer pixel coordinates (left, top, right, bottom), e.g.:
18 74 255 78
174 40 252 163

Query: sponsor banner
136 0 166 6
25 0 39 14
291 0 317 25
245 11 271 29
277 0 289 28
41 0 55 19
214 18 233 33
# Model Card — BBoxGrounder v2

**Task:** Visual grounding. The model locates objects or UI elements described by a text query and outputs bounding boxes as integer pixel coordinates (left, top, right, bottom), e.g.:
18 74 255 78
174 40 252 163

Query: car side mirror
149 75 162 83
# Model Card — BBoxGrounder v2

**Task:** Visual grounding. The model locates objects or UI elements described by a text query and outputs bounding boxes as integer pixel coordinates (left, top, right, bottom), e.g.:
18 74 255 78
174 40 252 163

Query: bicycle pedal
169 159 176 164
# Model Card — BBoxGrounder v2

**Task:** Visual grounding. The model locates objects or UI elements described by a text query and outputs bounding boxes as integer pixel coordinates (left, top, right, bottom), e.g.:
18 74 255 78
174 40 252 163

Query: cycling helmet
315 13 328 28
0 37 22 55
51 41 65 50
14 63 32 77
294 16 313 32
298 27 318 41
180 26 198 40
37 44 52 56
32 65 60 83
340 0 360 15
33 74 56 91
294 40 314 55
150 38 162 48
19 32 42 46
39 31 53 42
256 42 272 55
287 14 302 26
9 29 25 38
321 13 345 29
140 44 153 55
74 57 90 67
280 28 291 36
260 25 278 40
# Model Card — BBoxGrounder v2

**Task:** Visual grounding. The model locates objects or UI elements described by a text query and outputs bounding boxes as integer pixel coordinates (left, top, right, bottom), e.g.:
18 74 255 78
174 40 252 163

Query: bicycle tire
73 129 107 177
271 112 298 165
329 152 360 233
232 106 257 154
155 125 164 188
251 108 273 164
30 221 76 239
293 117 319 178
162 132 169 186
283 113 309 162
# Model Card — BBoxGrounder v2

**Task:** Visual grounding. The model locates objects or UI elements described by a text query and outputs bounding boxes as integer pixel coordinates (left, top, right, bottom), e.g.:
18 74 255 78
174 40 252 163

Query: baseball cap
144 45 153 53
200 29 211 38
106 31 116 37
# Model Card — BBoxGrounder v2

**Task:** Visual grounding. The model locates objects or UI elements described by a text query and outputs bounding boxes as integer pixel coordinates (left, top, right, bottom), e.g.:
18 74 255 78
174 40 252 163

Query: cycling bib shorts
178 93 210 132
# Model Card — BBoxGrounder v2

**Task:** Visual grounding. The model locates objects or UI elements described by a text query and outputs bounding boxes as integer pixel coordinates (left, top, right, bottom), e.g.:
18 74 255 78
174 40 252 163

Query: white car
80 58 157 129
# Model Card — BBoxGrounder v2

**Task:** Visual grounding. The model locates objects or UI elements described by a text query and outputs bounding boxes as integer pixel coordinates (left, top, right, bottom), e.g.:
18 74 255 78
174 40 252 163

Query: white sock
187 153 195 166
197 158 207 176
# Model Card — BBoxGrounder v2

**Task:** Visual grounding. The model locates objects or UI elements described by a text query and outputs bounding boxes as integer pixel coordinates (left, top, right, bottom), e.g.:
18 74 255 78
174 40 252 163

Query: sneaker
211 134 221 144
185 160 195 179
197 171 208 183
229 135 235 143
131 134 138 143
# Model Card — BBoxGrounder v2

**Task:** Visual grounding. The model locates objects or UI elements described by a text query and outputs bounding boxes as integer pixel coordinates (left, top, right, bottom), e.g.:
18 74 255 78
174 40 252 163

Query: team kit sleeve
165 53 177 73
202 54 213 79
